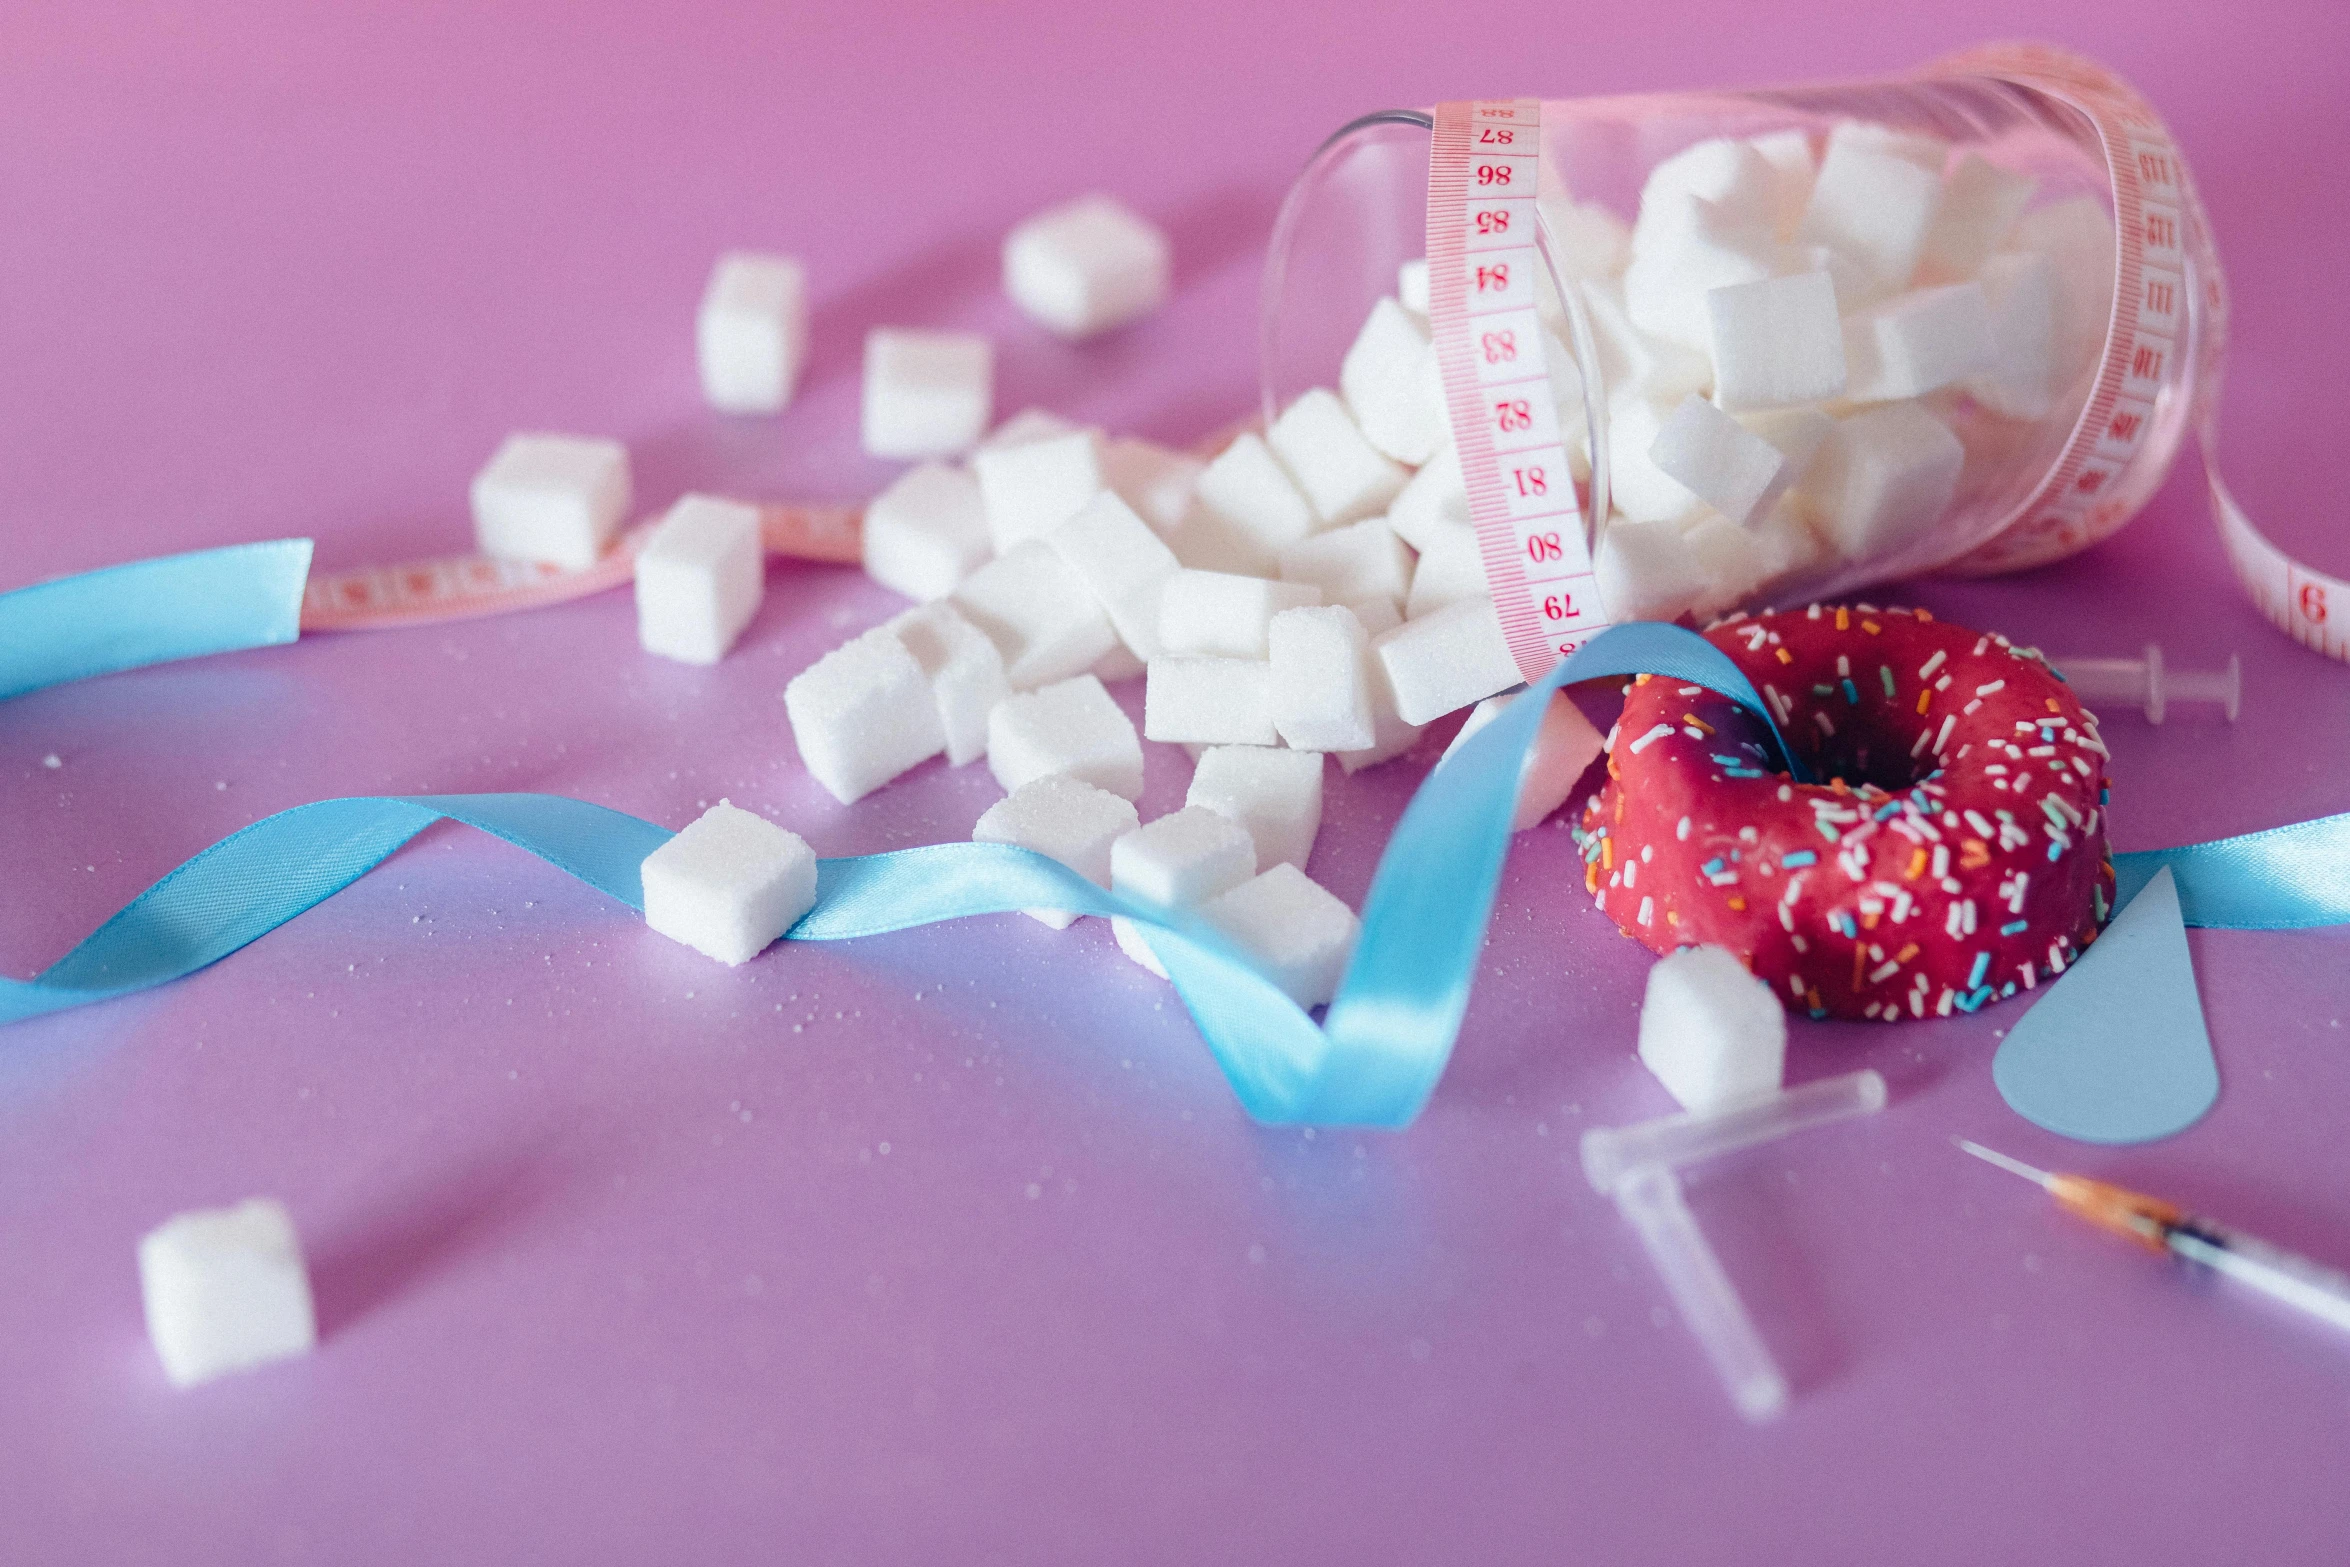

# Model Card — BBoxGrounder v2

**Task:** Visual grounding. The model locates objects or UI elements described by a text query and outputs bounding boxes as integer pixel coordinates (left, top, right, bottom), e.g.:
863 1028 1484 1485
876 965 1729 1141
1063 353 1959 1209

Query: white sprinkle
1628 724 1674 755
1933 715 1954 753
1917 650 1947 680
1676 816 1692 841
42 754 63 769
1637 896 1654 927
1975 679 2006 697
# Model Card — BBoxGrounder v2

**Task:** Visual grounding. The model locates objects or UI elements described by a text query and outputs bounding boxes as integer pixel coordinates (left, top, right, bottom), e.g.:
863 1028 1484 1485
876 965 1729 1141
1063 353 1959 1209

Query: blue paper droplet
1992 867 2218 1144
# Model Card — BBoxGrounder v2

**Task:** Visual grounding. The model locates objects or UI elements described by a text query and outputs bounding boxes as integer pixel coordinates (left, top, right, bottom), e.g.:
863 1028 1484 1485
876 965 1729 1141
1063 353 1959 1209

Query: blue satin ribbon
2114 815 2350 930
0 540 313 701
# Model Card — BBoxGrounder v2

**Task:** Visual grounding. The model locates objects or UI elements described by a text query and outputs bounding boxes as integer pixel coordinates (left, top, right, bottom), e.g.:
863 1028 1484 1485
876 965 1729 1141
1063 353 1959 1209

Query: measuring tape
1426 98 1609 683
1427 48 2348 675
298 502 860 632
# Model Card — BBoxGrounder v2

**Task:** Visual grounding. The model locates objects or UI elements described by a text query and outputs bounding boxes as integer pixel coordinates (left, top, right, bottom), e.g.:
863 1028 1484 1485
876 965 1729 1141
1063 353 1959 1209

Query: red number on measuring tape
1511 465 1547 498
1542 592 1574 620
1475 164 1514 186
1495 399 1532 432
1473 263 1510 293
1526 532 1563 562
1474 209 1510 235
1480 330 1516 364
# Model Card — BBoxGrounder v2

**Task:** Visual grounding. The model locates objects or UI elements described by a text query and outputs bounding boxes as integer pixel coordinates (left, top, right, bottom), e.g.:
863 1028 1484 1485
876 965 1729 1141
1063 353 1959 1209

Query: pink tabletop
4 2 2347 1562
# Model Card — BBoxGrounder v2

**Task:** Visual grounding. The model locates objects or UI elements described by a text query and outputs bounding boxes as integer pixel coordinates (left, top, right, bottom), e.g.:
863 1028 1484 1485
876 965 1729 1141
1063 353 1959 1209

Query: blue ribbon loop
0 540 313 701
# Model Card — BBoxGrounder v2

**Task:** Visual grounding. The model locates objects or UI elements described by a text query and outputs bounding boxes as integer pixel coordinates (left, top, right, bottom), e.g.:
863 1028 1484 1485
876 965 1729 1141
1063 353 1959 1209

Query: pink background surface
4 2 2348 1562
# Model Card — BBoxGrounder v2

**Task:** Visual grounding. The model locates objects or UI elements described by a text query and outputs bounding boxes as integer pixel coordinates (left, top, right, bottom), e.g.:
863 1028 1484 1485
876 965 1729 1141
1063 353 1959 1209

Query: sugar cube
1267 605 1375 752
634 494 765 665
1002 194 1170 340
1102 437 1204 534
1636 944 1786 1112
1112 805 1257 908
1797 403 1964 561
973 426 1107 552
1917 153 2036 284
1623 207 1777 353
1143 656 1278 746
1682 516 1775 619
2012 195 2118 383
1158 570 1321 660
1831 122 1951 173
1046 491 1180 663
1278 516 1411 611
1797 132 1945 301
1387 442 1469 553
1397 258 1430 315
1606 396 1706 526
862 328 993 459
1736 406 1835 482
1375 596 1519 725
784 628 947 803
1841 282 1997 402
972 775 1138 928
470 433 631 570
1403 524 1488 620
986 673 1144 799
1630 138 1781 258
697 251 807 414
1748 129 1816 237
641 799 820 965
981 407 1082 450
1593 518 1707 624
1580 279 1712 407
1341 298 1446 465
1187 432 1317 570
138 1198 316 1387
884 600 1007 766
1648 395 1790 528
1442 689 1605 831
1706 270 1846 410
1966 252 2061 420
1540 195 1633 279
1267 388 1408 526
1187 744 1324 872
1199 863 1359 1009
862 462 992 602
952 540 1120 689
1334 645 1428 773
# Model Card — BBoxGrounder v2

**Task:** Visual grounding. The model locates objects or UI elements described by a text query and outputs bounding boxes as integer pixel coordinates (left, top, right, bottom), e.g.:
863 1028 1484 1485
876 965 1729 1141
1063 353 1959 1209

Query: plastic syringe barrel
2056 644 2241 723
1613 1163 1791 1423
1580 1069 1888 1196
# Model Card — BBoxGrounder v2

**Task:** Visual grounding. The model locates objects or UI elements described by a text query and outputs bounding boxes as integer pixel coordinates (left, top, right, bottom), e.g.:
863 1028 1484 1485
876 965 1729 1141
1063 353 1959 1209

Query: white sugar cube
1375 596 1519 725
1002 194 1170 340
973 774 1138 928
1187 744 1324 873
1683 516 1775 619
1581 279 1713 406
986 673 1144 799
1967 252 2061 420
862 328 993 459
1101 437 1204 534
1831 122 1950 172
973 426 1107 552
1158 570 1321 660
697 251 807 414
634 494 764 664
1199 863 1359 1009
1046 490 1180 662
1797 133 1945 301
1267 605 1375 752
470 433 631 570
1606 396 1706 526
1335 644 1428 773
1737 406 1835 483
1187 432 1317 570
138 1198 315 1387
1542 197 1633 279
981 407 1082 450
1798 403 1965 561
641 799 820 965
784 627 947 802
1442 689 1605 831
863 462 991 603
1637 944 1786 1112
1268 389 1408 526
1112 805 1257 908
1648 395 1791 528
1748 129 1816 236
1630 138 1781 257
1341 298 1446 465
1397 258 1430 315
1143 656 1278 746
1278 516 1411 611
885 600 1008 766
1706 269 1847 410
952 540 1120 689
1403 524 1487 620
1842 282 1997 402
1918 153 2036 284
1623 208 1777 353
1594 518 1707 623
2013 194 2118 384
1387 442 1469 553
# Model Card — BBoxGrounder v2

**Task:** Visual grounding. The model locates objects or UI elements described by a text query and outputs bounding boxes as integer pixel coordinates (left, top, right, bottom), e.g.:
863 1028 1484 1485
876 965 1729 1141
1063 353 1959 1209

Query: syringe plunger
2057 643 2241 724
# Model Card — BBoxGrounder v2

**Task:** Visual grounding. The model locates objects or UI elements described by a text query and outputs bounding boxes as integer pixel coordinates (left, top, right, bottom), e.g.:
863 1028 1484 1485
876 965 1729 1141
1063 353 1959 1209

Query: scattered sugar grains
973 775 1138 929
1003 194 1170 339
641 801 819 966
470 433 631 570
139 1198 316 1387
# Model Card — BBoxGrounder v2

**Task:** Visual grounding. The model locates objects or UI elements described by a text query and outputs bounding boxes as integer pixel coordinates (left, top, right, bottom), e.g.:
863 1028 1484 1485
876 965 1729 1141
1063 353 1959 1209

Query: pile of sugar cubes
1521 123 2113 625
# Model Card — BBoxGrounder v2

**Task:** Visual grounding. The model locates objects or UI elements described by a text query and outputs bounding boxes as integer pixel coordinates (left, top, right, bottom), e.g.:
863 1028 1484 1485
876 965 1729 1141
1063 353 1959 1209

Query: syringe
1957 1140 2350 1338
2054 643 2241 724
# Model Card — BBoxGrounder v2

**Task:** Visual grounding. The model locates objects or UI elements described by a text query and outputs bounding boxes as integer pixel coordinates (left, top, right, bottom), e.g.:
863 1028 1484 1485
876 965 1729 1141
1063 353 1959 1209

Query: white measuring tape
1427 47 2348 673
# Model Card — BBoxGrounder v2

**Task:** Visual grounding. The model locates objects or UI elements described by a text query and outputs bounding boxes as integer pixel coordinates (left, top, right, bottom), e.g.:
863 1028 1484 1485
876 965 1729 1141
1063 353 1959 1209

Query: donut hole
1782 707 1933 794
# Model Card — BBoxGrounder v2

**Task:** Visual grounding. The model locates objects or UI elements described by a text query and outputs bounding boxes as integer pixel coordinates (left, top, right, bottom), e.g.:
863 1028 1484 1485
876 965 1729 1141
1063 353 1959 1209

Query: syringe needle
1953 1137 2056 1188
